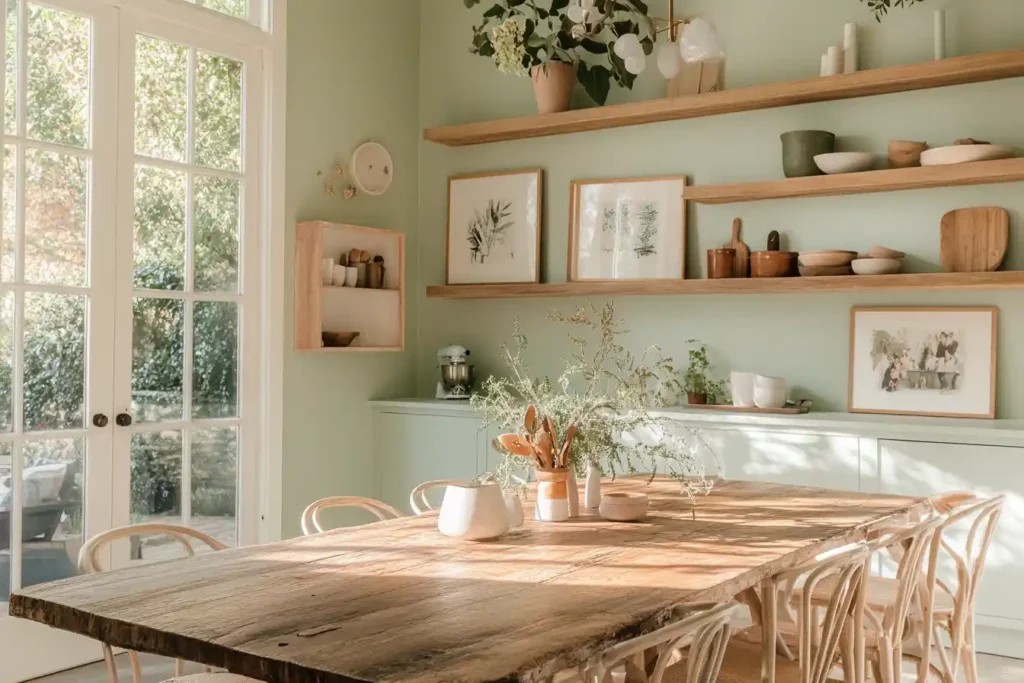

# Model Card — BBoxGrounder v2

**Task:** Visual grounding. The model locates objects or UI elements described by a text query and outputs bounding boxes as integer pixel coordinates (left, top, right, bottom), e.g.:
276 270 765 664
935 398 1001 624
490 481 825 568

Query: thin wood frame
847 306 998 420
445 169 543 285
567 175 688 283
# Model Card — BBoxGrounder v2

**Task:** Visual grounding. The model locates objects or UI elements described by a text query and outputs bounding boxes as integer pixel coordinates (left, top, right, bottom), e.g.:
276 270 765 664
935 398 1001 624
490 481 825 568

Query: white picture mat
447 172 540 284
850 309 996 417
574 178 685 281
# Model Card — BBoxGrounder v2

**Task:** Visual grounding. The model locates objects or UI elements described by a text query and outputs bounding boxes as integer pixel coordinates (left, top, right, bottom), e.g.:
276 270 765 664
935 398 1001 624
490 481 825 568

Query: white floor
25 651 1024 683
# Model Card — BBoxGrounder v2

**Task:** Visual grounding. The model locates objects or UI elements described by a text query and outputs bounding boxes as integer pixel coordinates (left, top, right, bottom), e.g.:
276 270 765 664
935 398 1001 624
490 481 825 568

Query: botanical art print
447 170 541 285
571 176 686 281
849 307 997 419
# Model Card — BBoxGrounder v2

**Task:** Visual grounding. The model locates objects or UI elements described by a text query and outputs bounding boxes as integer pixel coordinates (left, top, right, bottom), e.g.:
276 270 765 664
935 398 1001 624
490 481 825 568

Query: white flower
491 18 529 77
614 33 643 60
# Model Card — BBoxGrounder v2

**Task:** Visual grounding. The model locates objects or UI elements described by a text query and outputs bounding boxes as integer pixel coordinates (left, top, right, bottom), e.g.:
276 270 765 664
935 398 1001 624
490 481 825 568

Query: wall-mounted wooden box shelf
685 158 1024 205
426 272 1024 300
295 221 405 352
423 49 1024 147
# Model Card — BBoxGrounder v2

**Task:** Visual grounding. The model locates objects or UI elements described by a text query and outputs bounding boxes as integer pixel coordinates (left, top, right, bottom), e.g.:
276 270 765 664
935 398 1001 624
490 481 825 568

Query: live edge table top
10 479 926 683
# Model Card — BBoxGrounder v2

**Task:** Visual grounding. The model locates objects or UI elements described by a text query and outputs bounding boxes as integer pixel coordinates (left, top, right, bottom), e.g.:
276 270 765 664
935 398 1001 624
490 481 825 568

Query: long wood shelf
685 158 1024 205
426 272 1024 300
423 49 1024 146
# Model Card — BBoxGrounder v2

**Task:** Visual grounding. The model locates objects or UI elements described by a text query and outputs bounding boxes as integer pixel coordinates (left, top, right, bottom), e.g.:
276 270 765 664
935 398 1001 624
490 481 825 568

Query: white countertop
370 398 1024 445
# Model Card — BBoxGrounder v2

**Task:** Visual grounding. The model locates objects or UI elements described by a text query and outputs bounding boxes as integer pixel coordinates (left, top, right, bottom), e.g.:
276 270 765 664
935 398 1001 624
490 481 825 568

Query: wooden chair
79 523 262 683
719 543 870 683
554 602 741 683
409 479 466 515
798 514 944 683
300 496 403 535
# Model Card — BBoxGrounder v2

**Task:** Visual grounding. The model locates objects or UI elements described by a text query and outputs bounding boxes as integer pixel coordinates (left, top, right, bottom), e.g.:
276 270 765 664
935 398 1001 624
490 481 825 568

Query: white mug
321 258 334 285
731 372 756 407
754 375 787 409
343 266 359 287
330 264 347 286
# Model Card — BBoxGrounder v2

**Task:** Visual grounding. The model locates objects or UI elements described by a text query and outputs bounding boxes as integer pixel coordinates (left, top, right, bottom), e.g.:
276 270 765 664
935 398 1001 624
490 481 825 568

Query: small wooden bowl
798 250 857 267
750 251 797 278
599 492 649 522
322 331 360 348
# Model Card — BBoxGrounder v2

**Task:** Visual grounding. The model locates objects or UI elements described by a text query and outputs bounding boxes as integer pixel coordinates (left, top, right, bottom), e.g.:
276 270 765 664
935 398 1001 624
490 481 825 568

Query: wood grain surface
10 480 925 683
940 207 1010 273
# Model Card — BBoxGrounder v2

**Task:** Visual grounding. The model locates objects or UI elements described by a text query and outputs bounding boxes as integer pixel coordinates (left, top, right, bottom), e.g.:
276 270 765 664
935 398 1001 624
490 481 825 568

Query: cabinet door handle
92 413 108 428
115 413 133 427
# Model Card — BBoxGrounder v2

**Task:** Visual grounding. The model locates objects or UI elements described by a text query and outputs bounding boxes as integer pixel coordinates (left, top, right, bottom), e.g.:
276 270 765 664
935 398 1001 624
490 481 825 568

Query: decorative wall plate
351 141 394 196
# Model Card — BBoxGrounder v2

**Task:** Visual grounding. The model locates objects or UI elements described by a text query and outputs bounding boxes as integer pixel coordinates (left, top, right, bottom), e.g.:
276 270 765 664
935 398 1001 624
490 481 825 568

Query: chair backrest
409 480 466 515
79 522 228 574
585 602 742 683
776 543 869 683
78 523 229 683
300 496 403 535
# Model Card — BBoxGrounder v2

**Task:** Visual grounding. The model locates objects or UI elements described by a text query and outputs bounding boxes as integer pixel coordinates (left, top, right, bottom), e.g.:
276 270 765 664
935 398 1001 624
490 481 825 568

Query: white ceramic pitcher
437 481 510 541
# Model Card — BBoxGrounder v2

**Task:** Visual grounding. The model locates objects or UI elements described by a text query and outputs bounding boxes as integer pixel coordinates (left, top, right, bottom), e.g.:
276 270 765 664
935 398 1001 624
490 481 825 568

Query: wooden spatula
940 207 1009 273
724 218 750 277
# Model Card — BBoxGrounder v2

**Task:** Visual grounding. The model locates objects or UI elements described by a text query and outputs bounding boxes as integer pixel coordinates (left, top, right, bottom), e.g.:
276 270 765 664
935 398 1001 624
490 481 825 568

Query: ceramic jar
753 375 787 410
503 490 525 528
531 61 576 115
437 481 510 541
584 461 602 510
343 266 358 287
535 468 571 522
599 492 649 522
730 371 756 407
781 130 835 178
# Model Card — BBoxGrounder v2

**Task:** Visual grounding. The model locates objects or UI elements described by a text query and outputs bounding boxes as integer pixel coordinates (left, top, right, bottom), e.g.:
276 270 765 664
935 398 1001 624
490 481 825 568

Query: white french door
0 2 263 681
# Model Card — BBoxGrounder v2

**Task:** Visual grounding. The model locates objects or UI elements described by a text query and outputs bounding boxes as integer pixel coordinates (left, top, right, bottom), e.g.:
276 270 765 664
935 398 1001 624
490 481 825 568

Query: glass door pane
115 17 256 565
1 0 117 679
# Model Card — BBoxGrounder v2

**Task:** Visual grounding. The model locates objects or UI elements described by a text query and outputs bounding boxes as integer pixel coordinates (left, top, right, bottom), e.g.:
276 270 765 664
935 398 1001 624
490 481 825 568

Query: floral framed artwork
848 306 998 419
568 176 687 282
445 170 542 285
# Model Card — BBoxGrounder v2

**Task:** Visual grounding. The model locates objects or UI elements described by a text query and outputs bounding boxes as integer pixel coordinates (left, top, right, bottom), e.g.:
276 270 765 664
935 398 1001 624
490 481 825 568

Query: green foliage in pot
682 340 727 404
464 0 656 106
861 0 924 22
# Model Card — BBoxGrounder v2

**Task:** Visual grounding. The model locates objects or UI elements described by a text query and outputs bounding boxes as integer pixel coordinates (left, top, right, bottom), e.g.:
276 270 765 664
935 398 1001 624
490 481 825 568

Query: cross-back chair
300 496 404 535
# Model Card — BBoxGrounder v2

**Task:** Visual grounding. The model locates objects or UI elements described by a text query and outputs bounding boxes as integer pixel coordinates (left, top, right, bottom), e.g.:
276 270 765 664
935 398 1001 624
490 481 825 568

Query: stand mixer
436 345 475 400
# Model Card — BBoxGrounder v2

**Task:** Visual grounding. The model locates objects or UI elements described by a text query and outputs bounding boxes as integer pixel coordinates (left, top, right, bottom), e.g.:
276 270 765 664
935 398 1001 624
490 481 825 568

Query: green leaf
463 0 482 7
507 0 526 6
580 37 608 54
578 62 611 105
631 0 649 13
612 20 637 36
483 3 505 18
640 37 653 56
550 0 571 10
608 47 636 89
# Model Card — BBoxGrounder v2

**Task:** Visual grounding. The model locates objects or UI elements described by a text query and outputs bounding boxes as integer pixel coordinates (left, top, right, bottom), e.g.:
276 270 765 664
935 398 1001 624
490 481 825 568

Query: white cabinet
376 411 480 513
877 440 1024 634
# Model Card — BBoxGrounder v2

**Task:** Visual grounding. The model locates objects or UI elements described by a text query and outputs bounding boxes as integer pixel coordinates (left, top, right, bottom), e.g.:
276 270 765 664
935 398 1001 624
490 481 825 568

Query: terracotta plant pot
531 61 576 115
687 392 708 405
534 467 570 522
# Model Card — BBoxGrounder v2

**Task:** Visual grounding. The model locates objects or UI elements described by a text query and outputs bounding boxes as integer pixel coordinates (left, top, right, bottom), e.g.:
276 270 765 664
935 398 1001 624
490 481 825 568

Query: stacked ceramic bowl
851 245 905 275
797 250 858 277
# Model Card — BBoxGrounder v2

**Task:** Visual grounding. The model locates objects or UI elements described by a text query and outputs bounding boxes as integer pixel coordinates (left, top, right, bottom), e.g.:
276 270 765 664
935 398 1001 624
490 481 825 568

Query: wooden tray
685 402 811 415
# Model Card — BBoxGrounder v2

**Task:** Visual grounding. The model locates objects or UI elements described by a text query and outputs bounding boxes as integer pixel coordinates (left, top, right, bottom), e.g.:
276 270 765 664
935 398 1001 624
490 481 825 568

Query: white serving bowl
813 152 876 174
920 144 1013 166
753 387 787 410
599 492 649 522
851 258 902 275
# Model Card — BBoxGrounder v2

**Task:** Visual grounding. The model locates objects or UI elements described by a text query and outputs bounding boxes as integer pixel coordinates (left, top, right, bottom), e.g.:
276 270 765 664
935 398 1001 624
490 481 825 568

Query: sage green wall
283 0 420 537
415 0 1024 417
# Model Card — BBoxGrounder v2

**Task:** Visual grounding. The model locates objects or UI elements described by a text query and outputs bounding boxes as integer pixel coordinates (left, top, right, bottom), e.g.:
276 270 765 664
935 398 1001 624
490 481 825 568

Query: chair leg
102 645 119 683
839 622 857 683
128 651 142 683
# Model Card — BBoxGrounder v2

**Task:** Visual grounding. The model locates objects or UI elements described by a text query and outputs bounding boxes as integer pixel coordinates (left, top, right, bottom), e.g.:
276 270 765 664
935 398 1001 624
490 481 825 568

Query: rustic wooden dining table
10 479 925 683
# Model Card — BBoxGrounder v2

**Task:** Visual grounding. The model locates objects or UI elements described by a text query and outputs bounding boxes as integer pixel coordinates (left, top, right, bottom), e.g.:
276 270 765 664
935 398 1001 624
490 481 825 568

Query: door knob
92 413 108 428
115 413 133 427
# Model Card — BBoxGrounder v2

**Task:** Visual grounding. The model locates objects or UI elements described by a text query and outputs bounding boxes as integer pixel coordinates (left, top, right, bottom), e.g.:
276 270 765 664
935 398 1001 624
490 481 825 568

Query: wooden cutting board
723 218 750 277
940 207 1009 272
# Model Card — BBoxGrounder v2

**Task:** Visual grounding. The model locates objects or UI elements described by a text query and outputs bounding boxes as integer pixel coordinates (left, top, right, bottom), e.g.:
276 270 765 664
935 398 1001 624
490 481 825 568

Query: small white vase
535 468 570 523
584 461 602 509
437 481 510 541
503 490 524 528
567 467 580 518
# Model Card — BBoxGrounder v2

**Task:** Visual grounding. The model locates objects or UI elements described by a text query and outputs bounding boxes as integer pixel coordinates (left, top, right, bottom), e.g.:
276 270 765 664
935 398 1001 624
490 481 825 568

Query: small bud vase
584 461 602 510
567 467 580 518
535 467 570 522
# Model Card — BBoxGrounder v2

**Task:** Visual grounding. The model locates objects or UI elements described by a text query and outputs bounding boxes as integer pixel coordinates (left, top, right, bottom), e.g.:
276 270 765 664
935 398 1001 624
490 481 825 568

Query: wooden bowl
888 140 928 168
851 258 902 276
322 331 360 348
799 264 853 277
798 250 857 267
750 251 797 278
866 245 906 260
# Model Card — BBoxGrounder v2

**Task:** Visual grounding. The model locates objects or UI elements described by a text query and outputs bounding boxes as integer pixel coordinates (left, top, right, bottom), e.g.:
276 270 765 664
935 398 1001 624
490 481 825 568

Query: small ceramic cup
330 264 347 286
730 372 756 407
321 258 335 285
343 266 358 287
754 375 787 409
355 263 368 288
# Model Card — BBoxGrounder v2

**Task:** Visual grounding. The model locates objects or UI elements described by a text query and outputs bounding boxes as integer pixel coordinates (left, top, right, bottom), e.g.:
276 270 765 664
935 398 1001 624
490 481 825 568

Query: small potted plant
682 340 726 405
465 0 656 113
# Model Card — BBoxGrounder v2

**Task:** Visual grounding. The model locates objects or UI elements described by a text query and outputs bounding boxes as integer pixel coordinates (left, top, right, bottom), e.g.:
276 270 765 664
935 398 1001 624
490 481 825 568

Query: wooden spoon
558 425 578 467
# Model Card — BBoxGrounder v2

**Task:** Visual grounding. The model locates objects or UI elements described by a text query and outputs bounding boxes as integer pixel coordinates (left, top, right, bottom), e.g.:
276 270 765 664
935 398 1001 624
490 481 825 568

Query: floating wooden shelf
685 158 1024 205
424 49 1024 146
426 272 1024 300
294 221 405 352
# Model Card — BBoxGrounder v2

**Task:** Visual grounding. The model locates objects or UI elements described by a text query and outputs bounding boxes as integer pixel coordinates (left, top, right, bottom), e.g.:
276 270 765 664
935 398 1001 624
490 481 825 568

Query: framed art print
848 306 998 419
445 170 542 285
568 176 687 282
